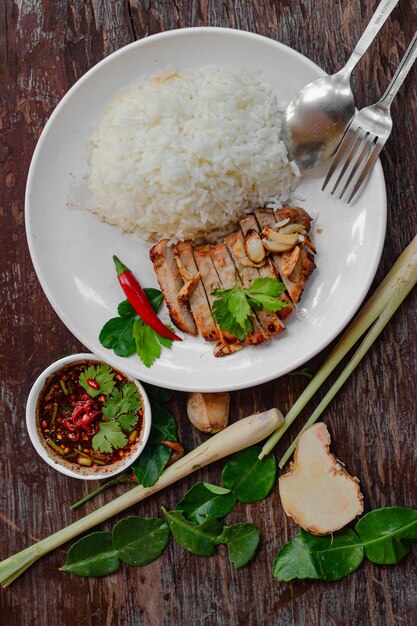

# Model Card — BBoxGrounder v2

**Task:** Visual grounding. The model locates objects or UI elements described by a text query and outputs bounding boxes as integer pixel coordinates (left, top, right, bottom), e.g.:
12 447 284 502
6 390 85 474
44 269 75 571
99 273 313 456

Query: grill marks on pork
174 242 219 342
254 208 315 304
225 231 285 337
210 242 267 345
149 206 316 356
149 240 198 336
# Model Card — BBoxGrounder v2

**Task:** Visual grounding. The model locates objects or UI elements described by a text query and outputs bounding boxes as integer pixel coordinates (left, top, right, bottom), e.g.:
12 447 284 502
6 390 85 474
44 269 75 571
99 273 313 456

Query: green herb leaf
162 508 222 556
272 528 364 582
99 289 172 368
79 364 116 398
215 523 261 569
132 319 173 368
92 421 128 453
221 446 276 503
212 295 252 340
246 277 286 298
175 482 236 525
289 366 313 379
102 382 141 432
62 516 170 577
211 278 285 340
60 532 119 577
149 399 178 443
131 445 172 487
272 507 417 582
112 516 170 566
99 317 137 357
355 507 417 565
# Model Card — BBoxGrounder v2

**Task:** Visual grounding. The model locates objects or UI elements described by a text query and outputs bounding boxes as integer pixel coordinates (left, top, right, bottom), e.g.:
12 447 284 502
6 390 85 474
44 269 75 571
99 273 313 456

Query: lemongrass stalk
259 235 417 459
279 273 415 467
0 408 283 588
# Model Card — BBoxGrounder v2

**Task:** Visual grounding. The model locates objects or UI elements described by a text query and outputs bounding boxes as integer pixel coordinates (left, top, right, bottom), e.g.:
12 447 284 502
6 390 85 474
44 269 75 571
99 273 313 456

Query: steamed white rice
88 67 299 243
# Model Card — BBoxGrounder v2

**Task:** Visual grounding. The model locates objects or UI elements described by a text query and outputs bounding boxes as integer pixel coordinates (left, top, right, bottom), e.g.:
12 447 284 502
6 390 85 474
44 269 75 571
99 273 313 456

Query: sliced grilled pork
149 239 198 335
174 241 219 342
210 243 267 346
193 245 242 349
225 231 285 337
244 212 293 317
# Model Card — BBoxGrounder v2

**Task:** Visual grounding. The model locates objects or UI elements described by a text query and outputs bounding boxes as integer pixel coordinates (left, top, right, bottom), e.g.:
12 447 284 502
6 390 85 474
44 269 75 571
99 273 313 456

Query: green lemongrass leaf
175 482 236 525
92 421 128 453
215 523 260 569
131 445 172 487
99 316 136 357
221 446 276 503
162 508 222 556
273 528 364 582
355 507 417 564
79 364 116 398
112 516 170 566
60 532 119 577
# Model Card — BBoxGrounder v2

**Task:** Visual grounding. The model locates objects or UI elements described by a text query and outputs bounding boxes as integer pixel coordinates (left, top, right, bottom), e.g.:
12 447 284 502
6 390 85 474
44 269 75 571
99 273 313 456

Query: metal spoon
281 0 399 170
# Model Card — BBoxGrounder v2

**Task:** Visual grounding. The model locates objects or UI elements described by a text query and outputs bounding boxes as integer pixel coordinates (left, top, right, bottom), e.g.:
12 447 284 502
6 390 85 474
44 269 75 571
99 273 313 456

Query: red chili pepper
113 256 182 342
86 378 100 391
161 440 185 465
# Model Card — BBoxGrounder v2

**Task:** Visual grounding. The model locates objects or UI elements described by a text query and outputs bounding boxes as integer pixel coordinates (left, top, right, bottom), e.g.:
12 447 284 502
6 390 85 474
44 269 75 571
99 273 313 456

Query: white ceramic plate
25 28 386 392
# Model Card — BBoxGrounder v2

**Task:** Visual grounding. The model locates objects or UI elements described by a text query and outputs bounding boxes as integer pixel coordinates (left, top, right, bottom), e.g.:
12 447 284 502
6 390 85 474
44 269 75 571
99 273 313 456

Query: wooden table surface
1 1 416 624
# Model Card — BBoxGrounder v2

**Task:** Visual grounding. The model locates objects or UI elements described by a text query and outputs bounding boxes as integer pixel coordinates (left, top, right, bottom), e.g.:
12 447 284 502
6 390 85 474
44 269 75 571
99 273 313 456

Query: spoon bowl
281 70 355 170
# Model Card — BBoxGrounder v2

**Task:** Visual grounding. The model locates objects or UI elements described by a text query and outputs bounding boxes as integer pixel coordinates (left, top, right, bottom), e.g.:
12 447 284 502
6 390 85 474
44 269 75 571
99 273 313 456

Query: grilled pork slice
255 208 314 304
225 231 285 337
174 241 219 342
193 245 242 349
149 239 198 336
272 208 316 302
210 243 267 346
243 212 293 317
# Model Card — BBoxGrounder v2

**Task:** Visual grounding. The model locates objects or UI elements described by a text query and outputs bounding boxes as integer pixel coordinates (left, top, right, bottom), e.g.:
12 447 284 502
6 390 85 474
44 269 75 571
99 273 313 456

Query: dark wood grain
1 1 416 624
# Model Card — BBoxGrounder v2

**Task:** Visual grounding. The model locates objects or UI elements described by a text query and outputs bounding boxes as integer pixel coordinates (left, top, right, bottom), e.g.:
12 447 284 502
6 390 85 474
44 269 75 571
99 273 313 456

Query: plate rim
25 27 387 392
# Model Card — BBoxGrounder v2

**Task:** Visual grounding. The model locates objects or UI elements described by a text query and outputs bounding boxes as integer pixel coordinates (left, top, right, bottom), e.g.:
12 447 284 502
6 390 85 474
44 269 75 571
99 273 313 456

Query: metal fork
322 30 417 203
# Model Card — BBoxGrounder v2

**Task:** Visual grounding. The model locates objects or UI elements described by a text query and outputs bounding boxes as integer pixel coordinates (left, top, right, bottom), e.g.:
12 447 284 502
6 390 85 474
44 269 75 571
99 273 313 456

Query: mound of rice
88 67 299 243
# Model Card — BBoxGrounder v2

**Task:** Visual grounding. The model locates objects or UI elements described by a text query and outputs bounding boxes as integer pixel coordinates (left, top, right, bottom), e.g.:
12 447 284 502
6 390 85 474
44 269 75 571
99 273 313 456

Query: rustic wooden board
0 1 416 624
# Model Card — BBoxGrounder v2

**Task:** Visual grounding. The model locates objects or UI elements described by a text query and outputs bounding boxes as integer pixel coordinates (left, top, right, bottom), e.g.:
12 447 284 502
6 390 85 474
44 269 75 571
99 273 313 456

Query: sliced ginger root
279 422 364 535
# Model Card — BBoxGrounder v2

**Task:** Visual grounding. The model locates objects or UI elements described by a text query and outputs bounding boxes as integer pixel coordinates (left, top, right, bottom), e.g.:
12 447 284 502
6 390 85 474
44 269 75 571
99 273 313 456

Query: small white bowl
26 353 152 480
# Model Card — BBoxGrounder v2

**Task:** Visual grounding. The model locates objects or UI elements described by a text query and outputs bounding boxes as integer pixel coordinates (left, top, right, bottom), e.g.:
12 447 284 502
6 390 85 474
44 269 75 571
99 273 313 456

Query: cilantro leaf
212 295 252 341
79 364 116 398
102 382 141 432
132 319 173 368
245 277 285 297
212 278 286 340
92 421 128 453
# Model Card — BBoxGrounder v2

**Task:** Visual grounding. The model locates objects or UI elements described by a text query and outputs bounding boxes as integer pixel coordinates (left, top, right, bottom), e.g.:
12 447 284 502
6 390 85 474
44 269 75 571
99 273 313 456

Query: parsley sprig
212 277 287 340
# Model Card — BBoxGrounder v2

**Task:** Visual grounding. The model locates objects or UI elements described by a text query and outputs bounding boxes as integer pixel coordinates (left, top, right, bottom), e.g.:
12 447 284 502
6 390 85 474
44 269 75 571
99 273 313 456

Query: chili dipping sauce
36 360 144 469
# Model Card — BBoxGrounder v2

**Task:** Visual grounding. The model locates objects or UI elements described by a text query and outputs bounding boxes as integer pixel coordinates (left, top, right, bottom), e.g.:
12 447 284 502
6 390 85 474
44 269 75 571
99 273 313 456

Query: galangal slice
279 422 364 535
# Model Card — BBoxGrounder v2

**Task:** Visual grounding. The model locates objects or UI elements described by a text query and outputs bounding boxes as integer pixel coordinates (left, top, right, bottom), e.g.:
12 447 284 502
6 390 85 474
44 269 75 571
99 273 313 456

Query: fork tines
322 126 383 204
